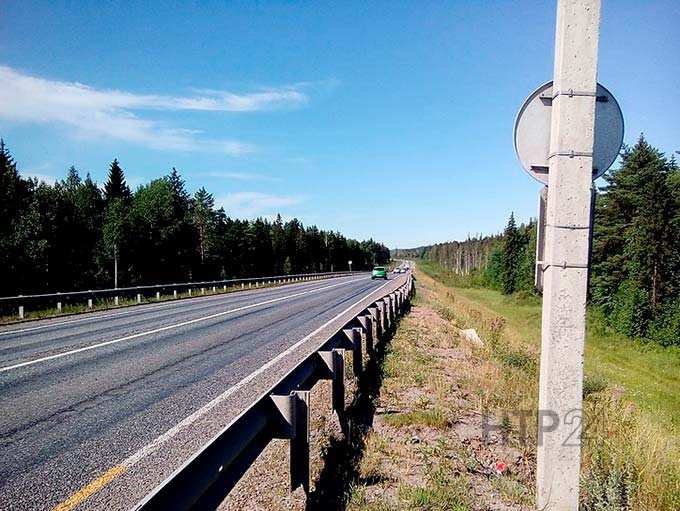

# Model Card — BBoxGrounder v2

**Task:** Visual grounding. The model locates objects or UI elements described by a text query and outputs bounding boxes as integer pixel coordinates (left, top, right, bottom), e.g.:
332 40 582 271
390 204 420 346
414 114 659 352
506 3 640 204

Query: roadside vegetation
348 267 679 510
389 136 680 508
412 262 680 510
395 136 680 349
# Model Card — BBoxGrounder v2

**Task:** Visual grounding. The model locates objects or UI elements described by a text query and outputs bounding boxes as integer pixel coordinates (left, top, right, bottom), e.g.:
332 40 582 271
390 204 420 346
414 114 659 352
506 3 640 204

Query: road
0 274 396 510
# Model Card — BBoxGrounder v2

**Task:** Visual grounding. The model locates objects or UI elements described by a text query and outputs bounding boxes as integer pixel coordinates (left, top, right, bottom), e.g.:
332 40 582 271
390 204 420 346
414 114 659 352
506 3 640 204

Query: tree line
0 140 390 296
395 136 680 347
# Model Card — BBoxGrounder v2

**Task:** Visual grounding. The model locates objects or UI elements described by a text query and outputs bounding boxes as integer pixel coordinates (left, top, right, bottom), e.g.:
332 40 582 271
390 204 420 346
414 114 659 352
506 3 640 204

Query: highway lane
0 274 395 510
0 277 363 371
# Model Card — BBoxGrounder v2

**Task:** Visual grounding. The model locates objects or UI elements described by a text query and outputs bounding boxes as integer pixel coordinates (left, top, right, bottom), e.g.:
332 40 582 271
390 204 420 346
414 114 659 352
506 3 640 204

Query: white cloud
23 173 56 185
215 192 303 218
197 171 281 182
0 65 309 154
20 162 57 184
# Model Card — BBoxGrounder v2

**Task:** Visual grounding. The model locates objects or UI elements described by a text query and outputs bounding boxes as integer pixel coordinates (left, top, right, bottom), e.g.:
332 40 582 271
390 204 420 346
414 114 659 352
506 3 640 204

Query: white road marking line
54 279 393 511
0 277 353 338
0 277 370 373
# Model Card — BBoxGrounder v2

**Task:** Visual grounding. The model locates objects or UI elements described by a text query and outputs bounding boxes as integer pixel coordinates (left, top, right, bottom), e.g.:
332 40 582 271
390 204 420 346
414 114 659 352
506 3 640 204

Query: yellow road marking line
52 465 126 511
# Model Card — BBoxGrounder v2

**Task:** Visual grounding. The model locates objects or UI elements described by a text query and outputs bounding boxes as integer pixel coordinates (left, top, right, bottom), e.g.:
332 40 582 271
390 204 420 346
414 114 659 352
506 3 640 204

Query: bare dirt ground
344 272 534 511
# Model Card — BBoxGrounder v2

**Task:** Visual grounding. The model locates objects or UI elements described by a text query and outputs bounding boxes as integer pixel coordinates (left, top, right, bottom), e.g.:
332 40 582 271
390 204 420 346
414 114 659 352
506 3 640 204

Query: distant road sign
514 81 624 184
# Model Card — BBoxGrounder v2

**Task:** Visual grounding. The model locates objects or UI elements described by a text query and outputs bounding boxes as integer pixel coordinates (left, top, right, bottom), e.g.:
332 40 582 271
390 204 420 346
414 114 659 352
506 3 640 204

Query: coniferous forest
0 140 390 297
395 136 680 346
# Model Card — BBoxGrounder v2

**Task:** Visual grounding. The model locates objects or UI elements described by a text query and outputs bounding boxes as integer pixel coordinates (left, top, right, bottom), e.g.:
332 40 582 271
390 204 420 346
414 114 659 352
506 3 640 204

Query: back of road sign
514 81 624 184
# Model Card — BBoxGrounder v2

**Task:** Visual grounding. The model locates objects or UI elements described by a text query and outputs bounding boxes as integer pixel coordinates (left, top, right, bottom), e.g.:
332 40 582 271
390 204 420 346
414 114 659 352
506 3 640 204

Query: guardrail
0 271 357 320
132 272 415 510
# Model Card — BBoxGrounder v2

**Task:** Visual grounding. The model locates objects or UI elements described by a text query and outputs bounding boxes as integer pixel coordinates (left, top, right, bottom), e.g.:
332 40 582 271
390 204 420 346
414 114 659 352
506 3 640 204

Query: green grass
417 260 680 509
417 259 680 430
452 285 680 430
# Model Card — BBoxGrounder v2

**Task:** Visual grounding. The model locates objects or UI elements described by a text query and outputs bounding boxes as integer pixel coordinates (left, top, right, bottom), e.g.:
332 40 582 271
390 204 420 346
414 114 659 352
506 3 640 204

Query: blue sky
1 1 678 248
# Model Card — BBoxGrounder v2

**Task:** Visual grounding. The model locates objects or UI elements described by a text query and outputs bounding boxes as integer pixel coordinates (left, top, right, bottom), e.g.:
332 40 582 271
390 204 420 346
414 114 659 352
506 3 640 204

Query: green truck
371 266 388 280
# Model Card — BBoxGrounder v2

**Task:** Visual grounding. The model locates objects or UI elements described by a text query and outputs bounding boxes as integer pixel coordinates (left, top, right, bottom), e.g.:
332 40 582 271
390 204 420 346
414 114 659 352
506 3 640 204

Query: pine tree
167 167 189 217
63 166 81 193
104 159 131 202
592 135 678 338
0 140 38 295
272 214 285 273
500 212 522 294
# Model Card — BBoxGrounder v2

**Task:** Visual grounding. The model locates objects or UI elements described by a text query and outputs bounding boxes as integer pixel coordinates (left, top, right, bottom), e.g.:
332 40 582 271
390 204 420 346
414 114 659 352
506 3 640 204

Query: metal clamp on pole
539 88 608 102
538 260 590 271
547 150 594 160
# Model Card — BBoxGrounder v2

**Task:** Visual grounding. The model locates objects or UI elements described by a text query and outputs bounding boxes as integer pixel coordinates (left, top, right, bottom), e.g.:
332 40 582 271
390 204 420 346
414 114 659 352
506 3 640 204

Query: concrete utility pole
537 1 600 509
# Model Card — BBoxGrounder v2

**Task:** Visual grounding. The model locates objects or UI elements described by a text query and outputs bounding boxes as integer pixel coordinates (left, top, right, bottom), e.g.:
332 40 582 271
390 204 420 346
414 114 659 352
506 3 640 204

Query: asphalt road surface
0 274 396 510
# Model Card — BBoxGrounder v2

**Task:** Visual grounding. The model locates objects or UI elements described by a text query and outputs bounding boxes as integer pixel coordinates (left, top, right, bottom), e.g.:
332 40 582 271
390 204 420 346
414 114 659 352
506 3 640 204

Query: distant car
372 266 388 280
393 268 400 274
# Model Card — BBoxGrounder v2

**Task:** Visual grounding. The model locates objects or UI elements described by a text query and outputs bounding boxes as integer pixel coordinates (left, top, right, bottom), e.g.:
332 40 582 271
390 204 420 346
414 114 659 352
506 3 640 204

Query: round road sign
514 81 624 184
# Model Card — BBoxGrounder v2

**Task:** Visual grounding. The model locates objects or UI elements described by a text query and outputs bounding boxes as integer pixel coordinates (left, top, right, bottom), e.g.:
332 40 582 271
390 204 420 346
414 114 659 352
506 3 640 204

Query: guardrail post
115 296 119 306
156 291 160 300
223 284 227 291
173 290 177 298
357 314 375 356
366 315 375 354
57 301 62 313
188 288 192 296
137 293 142 304
381 298 391 331
18 305 24 319
343 327 363 376
290 390 310 492
212 286 216 292
88 298 93 309
377 302 386 338
270 391 311 493
368 306 380 342
317 348 345 414
201 288 205 295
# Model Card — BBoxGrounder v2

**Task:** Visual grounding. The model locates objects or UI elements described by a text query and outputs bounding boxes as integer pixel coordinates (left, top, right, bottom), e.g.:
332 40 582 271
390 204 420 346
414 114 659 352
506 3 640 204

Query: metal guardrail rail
0 271 357 319
131 272 415 511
